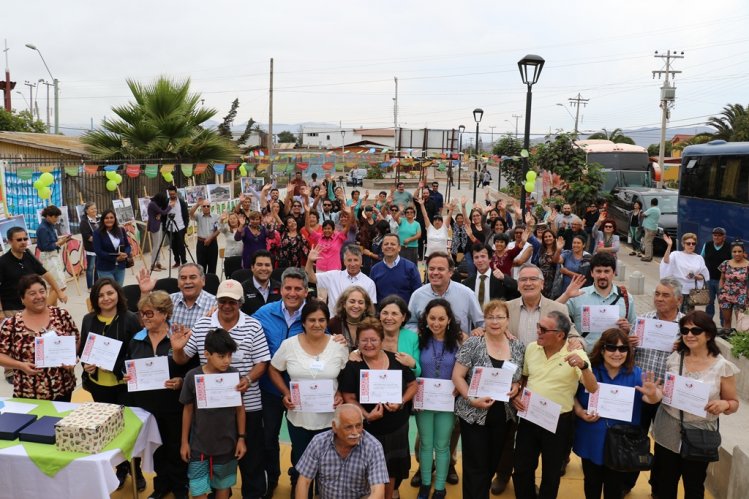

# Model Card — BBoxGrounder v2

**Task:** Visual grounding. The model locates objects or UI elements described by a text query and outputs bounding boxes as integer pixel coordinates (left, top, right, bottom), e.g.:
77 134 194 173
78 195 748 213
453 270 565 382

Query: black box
18 416 62 445
0 413 37 440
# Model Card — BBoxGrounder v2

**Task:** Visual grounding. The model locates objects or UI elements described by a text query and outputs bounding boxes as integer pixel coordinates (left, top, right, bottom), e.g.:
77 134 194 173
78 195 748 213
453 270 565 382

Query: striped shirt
170 290 217 327
632 310 684 381
184 311 271 412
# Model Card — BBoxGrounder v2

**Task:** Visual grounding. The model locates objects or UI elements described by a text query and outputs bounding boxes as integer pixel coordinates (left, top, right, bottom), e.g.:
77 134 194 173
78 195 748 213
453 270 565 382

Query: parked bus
678 140 749 244
575 140 653 192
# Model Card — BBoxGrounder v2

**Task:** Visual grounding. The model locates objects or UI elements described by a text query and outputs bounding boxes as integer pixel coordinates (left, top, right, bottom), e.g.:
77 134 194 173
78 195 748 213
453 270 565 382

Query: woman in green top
393 205 422 265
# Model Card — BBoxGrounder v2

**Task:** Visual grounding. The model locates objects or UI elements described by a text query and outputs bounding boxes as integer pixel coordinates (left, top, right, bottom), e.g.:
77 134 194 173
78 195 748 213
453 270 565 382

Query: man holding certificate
558 252 636 349
512 311 598 499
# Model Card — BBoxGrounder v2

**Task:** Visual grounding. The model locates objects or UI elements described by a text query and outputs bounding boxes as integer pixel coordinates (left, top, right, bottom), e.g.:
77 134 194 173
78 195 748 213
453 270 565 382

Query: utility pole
653 50 684 189
268 57 274 180
40 80 52 131
489 126 496 149
567 93 589 134
511 114 521 139
23 81 35 114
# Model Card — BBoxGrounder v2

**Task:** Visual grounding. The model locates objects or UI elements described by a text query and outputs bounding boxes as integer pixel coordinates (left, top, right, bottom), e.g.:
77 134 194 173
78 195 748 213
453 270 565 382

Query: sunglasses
536 324 560 335
14 237 29 242
680 327 705 336
604 225 614 229
604 344 629 353
683 241 696 246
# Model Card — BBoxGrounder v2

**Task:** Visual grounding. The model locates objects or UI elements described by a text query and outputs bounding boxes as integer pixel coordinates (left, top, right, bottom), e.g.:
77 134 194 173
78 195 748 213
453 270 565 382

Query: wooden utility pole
268 57 274 180
653 50 684 189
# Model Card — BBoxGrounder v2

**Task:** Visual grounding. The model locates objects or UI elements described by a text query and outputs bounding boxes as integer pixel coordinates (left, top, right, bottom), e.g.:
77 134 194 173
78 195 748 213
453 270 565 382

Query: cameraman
166 186 189 268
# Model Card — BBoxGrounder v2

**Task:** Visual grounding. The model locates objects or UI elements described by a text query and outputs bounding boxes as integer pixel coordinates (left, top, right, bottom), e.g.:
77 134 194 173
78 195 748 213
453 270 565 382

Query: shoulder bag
688 278 710 307
678 353 721 462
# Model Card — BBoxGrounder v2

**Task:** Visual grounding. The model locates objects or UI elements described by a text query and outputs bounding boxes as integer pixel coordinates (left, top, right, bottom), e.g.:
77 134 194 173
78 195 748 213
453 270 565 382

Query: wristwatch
238 434 246 439
580 361 590 370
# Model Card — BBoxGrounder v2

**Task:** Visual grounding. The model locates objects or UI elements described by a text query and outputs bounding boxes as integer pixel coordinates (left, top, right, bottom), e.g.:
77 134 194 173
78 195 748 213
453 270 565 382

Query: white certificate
290 379 335 413
587 382 636 422
125 356 170 392
467 367 514 401
34 335 76 368
581 305 620 333
662 372 710 418
517 388 561 433
79 333 123 371
414 378 455 412
634 317 679 352
195 372 242 409
359 369 402 404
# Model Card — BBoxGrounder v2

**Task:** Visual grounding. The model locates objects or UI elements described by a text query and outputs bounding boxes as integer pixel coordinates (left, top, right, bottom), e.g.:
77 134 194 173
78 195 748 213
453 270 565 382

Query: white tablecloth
0 406 162 499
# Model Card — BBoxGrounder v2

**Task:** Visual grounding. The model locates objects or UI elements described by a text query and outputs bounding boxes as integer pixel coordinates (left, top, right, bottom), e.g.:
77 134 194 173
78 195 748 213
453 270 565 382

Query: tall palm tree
586 128 635 145
82 77 237 161
706 103 749 141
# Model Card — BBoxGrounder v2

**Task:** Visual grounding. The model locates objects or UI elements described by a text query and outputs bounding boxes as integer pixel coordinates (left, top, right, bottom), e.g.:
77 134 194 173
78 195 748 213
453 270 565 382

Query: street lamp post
457 124 465 190
517 54 545 216
472 108 483 203
25 43 58 134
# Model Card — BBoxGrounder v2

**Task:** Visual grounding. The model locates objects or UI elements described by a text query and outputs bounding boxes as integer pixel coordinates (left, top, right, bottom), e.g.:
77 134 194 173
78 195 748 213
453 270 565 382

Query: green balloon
105 171 117 181
525 181 534 193
520 149 530 158
106 180 118 192
39 172 54 186
163 172 174 183
239 165 247 176
33 179 43 190
114 173 123 184
38 186 51 199
527 170 537 181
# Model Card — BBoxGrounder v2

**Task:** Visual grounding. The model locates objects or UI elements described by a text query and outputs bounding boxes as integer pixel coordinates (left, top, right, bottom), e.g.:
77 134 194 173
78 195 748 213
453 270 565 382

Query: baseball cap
216 279 243 301
712 227 727 235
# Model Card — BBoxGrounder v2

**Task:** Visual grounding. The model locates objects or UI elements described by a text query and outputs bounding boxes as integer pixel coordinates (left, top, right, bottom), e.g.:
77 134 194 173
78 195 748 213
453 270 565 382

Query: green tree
535 132 604 210
492 134 524 188
217 98 239 140
0 108 47 133
236 117 262 147
277 130 297 143
81 77 237 161
586 128 635 145
647 142 672 156
706 103 749 141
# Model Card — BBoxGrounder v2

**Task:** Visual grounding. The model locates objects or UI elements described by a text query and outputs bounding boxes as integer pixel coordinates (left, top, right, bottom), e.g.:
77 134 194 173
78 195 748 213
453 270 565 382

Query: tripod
150 215 195 278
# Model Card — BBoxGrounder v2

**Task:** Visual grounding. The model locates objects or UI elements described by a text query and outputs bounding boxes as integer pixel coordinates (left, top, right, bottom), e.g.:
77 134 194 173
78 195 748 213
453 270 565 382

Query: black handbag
678 353 721 462
604 424 653 471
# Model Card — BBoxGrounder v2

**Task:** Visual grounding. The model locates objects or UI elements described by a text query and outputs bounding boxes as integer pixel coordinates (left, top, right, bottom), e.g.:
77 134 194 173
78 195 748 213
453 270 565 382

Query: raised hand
136 267 156 294
308 245 321 262
557 235 566 248
635 371 661 401
170 323 192 352
565 274 587 298
564 352 586 369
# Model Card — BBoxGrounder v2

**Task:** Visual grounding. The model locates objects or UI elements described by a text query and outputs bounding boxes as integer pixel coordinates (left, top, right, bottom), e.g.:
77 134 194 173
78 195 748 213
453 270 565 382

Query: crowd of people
0 172 745 499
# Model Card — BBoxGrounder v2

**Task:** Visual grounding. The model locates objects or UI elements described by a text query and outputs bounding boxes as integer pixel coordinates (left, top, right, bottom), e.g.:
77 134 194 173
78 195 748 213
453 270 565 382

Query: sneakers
640 257 653 262
629 251 637 256
417 485 431 499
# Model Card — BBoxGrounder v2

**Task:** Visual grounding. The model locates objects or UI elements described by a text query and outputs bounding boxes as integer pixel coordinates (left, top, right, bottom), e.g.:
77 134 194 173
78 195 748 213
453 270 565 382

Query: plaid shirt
295 430 389 499
632 310 684 381
170 290 217 326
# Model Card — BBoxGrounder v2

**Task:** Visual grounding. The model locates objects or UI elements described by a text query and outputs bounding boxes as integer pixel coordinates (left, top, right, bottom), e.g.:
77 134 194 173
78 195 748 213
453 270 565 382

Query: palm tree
586 128 635 145
706 104 749 141
82 77 237 161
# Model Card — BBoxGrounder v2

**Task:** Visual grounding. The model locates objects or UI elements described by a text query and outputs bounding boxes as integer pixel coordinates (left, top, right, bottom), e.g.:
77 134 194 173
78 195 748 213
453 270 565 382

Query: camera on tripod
167 213 176 220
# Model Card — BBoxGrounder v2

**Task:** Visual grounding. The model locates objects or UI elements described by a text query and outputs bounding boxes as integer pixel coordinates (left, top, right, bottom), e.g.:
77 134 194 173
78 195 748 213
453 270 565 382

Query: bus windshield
588 152 650 170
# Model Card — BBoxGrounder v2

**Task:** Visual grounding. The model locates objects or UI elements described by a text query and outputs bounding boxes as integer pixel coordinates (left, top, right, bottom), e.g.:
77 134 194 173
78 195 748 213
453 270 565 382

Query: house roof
354 128 395 137
670 134 694 144
0 131 90 157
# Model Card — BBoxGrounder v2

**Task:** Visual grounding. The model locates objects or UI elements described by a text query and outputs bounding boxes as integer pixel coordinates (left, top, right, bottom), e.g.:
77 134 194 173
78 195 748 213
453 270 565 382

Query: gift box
19 416 61 444
55 402 124 453
0 413 37 440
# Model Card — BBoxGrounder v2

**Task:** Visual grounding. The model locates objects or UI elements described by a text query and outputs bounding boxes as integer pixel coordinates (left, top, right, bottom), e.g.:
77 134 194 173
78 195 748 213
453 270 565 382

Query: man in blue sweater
369 233 423 303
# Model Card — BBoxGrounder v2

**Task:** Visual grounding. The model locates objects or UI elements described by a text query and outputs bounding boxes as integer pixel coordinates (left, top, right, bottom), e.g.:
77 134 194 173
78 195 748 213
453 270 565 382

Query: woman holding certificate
414 299 462 499
339 317 418 499
267 299 349 497
572 328 659 499
452 299 524 499
0 274 79 401
328 285 376 351
645 311 740 499
125 291 193 499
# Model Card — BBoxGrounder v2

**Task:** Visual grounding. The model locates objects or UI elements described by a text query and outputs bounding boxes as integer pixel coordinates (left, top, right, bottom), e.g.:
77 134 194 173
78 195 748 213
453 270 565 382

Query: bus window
681 155 749 204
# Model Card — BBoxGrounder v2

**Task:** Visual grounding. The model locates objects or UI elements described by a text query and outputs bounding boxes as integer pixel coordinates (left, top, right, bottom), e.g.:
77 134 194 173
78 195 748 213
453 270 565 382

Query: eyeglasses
218 298 239 306
683 241 696 246
518 277 542 283
536 324 560 334
680 327 705 336
14 237 29 242
604 344 629 353
140 310 156 318
603 225 614 229
485 315 508 321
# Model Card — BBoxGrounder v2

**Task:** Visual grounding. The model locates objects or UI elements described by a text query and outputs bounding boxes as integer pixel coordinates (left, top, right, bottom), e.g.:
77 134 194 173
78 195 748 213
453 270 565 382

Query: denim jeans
706 279 721 324
97 267 125 286
85 254 97 289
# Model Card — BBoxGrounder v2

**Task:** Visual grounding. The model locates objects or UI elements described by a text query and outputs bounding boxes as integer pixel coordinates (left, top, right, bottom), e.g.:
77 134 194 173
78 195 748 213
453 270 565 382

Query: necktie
479 274 487 305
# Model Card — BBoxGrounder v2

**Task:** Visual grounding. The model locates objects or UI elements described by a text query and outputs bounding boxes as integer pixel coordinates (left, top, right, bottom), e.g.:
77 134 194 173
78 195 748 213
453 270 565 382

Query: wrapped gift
0 413 37 440
19 416 62 444
55 402 124 453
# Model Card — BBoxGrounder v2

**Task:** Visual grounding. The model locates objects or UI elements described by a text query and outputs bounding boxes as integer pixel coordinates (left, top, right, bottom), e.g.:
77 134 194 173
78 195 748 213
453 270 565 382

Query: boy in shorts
180 329 247 499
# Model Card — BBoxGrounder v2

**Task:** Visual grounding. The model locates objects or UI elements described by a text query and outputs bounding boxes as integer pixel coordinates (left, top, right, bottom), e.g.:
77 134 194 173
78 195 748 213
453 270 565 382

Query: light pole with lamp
25 43 58 134
517 54 544 216
472 108 483 203
457 124 465 190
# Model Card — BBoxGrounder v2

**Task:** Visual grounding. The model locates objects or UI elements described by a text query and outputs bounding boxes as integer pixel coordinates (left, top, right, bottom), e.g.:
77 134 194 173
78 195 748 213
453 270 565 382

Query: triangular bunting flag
161 164 175 174
226 163 239 171
84 164 99 174
145 165 159 178
16 167 34 180
213 164 225 175
297 162 309 170
64 165 80 177
39 165 56 173
103 164 120 172
194 163 208 175
180 163 194 177
126 164 141 178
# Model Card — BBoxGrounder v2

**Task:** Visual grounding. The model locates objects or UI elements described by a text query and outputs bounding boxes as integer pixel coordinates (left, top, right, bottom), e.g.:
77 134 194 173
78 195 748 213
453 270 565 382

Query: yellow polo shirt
522 342 589 413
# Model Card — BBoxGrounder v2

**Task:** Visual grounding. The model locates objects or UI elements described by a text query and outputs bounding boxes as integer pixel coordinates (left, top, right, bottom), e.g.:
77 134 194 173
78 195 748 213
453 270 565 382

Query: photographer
166 186 189 268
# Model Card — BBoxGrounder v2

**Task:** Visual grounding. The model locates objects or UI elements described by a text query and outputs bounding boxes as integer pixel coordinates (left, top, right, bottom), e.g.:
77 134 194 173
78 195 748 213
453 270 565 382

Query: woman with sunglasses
641 311 739 499
718 241 748 329
591 215 621 259
572 328 659 499
660 233 710 313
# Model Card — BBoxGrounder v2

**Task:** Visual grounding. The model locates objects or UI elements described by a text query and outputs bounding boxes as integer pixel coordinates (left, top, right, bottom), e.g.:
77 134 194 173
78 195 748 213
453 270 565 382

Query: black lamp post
472 108 483 203
517 54 544 216
457 124 465 190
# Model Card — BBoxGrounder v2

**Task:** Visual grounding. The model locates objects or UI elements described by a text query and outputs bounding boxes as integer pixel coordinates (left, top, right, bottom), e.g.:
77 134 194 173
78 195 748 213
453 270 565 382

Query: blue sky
4 0 748 143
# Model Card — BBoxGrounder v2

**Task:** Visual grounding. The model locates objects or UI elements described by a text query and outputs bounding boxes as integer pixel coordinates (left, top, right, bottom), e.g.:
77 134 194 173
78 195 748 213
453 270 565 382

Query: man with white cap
171 279 271 499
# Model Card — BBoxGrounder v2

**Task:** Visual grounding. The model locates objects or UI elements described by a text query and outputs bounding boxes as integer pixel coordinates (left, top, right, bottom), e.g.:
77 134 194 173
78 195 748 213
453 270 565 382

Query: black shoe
410 468 422 487
147 491 169 499
115 466 128 490
560 457 570 477
417 484 431 499
491 476 508 495
446 466 459 485
432 490 447 499
173 492 188 499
